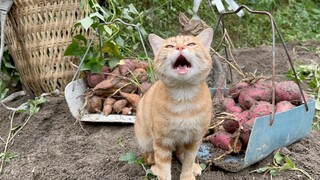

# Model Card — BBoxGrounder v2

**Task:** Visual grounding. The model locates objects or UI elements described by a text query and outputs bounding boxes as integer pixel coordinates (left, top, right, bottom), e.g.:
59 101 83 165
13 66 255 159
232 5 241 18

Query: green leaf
119 152 137 164
64 39 80 56
89 12 105 21
199 163 206 171
128 4 139 14
104 25 113 36
274 151 284 165
16 103 28 113
108 58 120 70
79 17 94 31
270 169 279 176
73 34 87 45
284 156 295 168
281 163 293 171
251 166 270 173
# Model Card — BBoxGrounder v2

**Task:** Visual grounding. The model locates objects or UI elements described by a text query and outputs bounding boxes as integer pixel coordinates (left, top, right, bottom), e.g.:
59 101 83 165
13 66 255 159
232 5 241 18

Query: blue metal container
197 88 316 172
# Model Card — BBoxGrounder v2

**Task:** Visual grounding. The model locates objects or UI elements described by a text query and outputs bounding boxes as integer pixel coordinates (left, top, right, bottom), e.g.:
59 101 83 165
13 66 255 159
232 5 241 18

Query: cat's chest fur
152 82 211 147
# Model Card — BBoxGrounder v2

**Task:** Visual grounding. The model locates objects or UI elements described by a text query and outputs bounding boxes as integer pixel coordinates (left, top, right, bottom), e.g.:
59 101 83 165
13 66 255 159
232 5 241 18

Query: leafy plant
251 150 314 179
0 96 47 173
286 63 320 129
0 47 20 96
119 151 157 180
64 0 148 73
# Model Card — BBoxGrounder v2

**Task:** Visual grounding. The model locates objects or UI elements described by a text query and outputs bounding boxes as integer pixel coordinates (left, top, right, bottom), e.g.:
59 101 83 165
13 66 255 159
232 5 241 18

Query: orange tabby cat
135 28 213 180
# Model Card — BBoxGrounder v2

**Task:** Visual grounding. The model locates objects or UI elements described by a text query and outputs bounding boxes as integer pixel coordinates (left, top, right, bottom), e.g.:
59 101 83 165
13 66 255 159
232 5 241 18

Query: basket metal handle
212 5 309 125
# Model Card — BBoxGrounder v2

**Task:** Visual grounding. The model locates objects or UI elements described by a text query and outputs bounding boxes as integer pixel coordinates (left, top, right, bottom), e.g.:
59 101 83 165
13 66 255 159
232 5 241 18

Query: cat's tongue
177 65 188 74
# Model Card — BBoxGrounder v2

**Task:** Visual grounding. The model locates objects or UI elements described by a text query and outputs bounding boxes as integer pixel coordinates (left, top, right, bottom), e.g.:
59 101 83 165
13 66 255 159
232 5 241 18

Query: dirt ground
0 41 319 180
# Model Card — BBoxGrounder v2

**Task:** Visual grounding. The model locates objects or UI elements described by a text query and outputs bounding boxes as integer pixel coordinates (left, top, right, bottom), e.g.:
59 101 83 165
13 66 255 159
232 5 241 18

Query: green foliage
64 0 148 73
0 47 20 95
119 151 157 179
130 0 320 47
286 63 320 130
0 151 17 163
251 150 314 179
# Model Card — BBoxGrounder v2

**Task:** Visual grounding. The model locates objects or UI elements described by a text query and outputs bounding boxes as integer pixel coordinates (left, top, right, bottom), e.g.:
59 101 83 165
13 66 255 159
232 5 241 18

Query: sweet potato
87 73 105 88
119 59 136 75
233 110 250 124
87 96 102 113
256 79 272 89
133 60 149 70
223 97 236 110
222 119 240 133
205 131 242 153
104 97 116 106
138 82 152 95
248 101 273 119
93 77 121 91
238 83 272 109
102 65 111 78
226 106 242 114
102 104 113 115
275 81 306 105
113 99 128 113
225 81 249 99
122 107 132 115
130 68 148 83
240 118 255 145
120 92 141 108
276 101 295 113
113 79 138 93
106 67 121 80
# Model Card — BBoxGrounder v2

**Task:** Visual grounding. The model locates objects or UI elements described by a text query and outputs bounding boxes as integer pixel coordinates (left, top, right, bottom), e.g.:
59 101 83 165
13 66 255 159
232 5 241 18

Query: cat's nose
176 46 185 52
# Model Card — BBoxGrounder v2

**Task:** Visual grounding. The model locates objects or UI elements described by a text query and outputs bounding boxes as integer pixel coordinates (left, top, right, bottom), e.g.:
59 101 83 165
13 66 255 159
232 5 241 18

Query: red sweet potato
120 91 141 108
206 131 242 153
87 73 105 88
133 60 149 70
226 106 242 114
102 65 111 78
87 96 102 113
248 101 273 119
122 107 132 115
119 59 136 75
93 77 121 91
240 118 255 145
225 81 249 99
223 97 236 110
276 101 295 113
104 97 116 106
130 68 148 83
275 81 306 105
238 83 272 109
102 104 113 115
113 99 128 113
222 119 240 133
256 79 272 89
138 82 152 95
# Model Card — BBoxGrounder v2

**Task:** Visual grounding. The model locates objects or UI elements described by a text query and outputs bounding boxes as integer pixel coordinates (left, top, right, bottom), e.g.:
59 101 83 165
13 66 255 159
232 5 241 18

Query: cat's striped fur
135 28 213 180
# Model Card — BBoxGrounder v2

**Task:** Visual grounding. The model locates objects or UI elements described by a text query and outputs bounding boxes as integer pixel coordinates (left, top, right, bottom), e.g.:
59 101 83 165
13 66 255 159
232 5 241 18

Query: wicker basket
4 0 89 95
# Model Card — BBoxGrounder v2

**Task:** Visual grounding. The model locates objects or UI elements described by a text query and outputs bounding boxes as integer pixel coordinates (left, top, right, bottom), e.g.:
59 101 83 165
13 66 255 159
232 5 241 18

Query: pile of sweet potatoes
205 79 309 153
83 59 152 116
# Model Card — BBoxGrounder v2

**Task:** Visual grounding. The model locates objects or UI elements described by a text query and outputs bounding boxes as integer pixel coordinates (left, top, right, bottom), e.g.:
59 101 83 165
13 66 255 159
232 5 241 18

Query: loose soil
0 41 319 180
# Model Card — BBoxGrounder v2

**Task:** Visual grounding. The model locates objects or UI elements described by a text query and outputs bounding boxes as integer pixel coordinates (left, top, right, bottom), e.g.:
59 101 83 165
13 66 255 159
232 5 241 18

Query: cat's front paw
180 174 196 180
151 165 171 180
192 163 202 176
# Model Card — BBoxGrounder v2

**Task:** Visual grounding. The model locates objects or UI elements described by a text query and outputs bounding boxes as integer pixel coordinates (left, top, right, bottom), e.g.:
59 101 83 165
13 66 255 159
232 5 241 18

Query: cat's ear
148 34 164 55
196 28 213 51
179 12 189 27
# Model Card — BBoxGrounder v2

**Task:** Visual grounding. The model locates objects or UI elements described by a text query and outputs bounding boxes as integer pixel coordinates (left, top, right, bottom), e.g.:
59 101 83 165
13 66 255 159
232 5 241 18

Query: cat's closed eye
187 42 196 47
165 45 174 48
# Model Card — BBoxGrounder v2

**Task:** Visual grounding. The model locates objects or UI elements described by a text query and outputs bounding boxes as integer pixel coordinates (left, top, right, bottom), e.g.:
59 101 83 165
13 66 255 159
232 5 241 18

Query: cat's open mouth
173 55 192 74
